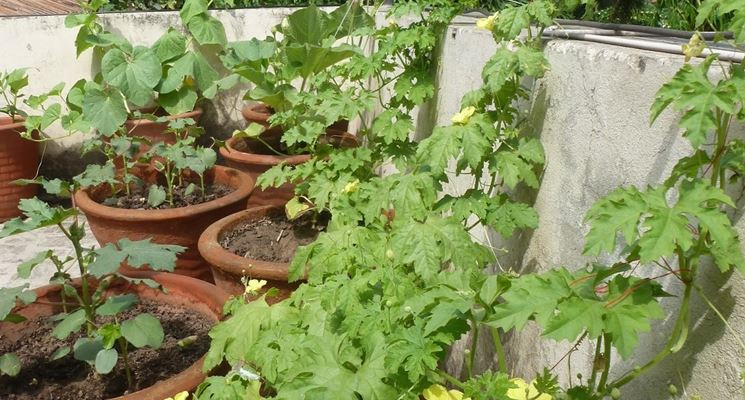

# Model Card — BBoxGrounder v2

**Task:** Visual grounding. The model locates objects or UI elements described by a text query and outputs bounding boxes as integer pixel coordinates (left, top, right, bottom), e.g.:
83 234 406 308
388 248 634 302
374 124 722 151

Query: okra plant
0 69 29 122
0 197 184 388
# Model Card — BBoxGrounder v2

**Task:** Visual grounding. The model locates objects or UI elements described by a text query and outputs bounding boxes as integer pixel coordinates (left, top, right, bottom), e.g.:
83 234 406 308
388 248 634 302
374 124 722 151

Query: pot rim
241 103 271 124
220 136 311 167
0 116 26 133
5 271 229 400
125 107 204 127
73 165 254 222
198 205 294 282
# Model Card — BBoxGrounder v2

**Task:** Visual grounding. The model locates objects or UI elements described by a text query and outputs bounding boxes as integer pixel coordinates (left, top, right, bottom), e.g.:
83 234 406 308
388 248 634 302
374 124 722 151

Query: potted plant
0 197 229 399
198 204 328 300
72 119 255 281
65 0 226 150
0 69 38 222
219 3 372 206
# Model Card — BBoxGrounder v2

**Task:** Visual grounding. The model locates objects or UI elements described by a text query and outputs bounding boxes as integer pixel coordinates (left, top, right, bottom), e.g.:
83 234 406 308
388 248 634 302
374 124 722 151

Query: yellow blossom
476 12 499 31
343 179 360 194
243 278 267 295
387 17 398 27
164 391 189 400
452 106 476 125
682 32 705 62
507 379 552 400
422 384 471 400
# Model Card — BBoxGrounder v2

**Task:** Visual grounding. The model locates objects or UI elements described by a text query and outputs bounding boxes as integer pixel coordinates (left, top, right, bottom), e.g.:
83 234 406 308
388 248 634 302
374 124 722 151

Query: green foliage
0 197 184 387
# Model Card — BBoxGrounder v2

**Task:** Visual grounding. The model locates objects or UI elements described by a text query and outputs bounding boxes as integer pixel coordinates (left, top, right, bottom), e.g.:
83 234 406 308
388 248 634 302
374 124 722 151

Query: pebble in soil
0 300 213 400
221 212 326 263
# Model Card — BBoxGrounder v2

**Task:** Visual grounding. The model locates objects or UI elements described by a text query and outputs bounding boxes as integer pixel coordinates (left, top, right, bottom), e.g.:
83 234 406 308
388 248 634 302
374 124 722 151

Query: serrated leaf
17 250 52 279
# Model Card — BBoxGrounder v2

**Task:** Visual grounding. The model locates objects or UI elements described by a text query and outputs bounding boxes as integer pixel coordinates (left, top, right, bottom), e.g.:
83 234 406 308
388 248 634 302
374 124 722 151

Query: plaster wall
429 24 745 399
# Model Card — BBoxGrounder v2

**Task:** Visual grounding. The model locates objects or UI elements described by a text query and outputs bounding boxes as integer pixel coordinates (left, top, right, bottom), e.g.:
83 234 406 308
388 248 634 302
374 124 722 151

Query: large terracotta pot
0 271 229 400
0 117 38 222
198 205 299 303
74 166 254 281
220 131 358 207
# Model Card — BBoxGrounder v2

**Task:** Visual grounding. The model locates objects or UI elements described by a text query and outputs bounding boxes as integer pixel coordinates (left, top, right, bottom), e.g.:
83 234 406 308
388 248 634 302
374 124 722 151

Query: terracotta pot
0 117 38 222
74 166 255 281
198 205 299 303
125 107 203 146
220 131 358 207
241 103 349 133
0 271 229 400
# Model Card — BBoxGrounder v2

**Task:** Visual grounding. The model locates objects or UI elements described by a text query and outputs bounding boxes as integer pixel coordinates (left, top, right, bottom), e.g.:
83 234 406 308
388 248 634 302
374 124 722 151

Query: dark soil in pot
109 184 234 210
220 212 326 263
0 301 212 400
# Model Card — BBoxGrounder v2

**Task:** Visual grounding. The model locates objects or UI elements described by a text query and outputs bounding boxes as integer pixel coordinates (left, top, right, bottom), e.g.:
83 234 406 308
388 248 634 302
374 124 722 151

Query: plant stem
436 369 465 389
467 319 479 379
597 333 612 391
588 335 602 389
694 284 745 353
57 222 95 333
118 336 134 389
489 326 508 374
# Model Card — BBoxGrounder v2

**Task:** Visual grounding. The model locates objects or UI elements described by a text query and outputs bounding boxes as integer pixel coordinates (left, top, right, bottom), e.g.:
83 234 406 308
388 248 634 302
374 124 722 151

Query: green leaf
73 337 104 363
94 348 118 374
0 285 36 321
152 28 187 62
101 46 162 107
542 297 605 340
53 309 87 340
187 13 227 46
17 250 52 279
0 353 21 377
82 84 127 136
97 294 138 316
180 0 208 23
584 186 647 256
118 238 183 271
89 243 127 278
50 346 70 361
147 185 167 208
121 313 164 348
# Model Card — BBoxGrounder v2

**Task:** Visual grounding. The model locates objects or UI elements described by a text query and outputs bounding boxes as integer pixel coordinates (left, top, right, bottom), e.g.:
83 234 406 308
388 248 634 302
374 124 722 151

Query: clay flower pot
0 271 229 400
0 117 38 222
241 103 349 132
125 107 203 146
198 205 299 303
74 166 254 281
220 129 358 207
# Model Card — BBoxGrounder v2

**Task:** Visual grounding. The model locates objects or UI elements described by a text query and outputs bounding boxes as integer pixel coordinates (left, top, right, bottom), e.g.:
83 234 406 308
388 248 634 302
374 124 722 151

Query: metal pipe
554 18 733 40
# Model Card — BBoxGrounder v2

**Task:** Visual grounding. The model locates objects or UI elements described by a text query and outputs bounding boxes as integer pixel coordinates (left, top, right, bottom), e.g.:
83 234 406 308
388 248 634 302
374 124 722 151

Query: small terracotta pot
125 107 203 146
0 271 229 400
74 166 254 281
198 205 300 303
0 117 38 222
220 131 358 207
241 103 349 133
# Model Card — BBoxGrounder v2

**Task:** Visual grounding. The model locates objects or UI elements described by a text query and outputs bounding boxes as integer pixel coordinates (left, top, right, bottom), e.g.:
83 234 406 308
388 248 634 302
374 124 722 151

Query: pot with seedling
0 197 229 399
74 118 254 282
219 4 372 207
65 0 226 152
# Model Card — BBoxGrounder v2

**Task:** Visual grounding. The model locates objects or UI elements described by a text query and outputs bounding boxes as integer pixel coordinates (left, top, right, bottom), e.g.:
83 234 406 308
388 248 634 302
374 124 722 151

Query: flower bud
610 388 621 399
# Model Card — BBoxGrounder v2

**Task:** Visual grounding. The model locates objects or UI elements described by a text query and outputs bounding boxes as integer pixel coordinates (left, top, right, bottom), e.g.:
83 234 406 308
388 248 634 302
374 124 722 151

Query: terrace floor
0 0 79 16
0 218 93 289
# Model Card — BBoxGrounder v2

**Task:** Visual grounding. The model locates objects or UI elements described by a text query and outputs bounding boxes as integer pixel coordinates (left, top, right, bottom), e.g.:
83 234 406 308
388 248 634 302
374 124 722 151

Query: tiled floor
0 0 79 16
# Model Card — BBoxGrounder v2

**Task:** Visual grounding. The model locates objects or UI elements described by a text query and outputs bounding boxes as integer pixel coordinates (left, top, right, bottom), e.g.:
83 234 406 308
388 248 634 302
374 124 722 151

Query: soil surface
221 213 325 263
110 184 233 210
0 300 213 400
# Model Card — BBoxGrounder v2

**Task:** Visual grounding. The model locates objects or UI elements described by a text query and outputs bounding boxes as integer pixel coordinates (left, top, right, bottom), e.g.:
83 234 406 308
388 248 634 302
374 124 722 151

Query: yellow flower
452 106 476 125
244 278 267 295
476 12 499 31
422 384 471 400
343 179 360 194
682 32 704 62
507 379 552 400
387 17 398 27
164 391 189 400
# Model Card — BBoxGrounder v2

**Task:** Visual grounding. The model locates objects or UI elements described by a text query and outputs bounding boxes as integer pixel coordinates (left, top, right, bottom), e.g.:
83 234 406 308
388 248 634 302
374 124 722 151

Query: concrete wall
426 23 745 399
2 9 744 399
0 8 329 179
